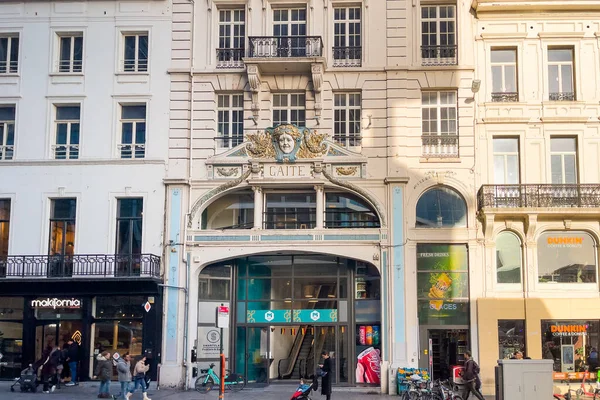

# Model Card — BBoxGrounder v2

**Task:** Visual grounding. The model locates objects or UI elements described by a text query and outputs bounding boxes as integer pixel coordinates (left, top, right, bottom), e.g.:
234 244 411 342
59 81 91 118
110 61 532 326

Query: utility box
495 359 553 400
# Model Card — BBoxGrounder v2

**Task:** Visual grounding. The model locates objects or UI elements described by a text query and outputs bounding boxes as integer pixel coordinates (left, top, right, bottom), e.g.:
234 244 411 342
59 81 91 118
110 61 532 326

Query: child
292 378 312 399
93 351 112 399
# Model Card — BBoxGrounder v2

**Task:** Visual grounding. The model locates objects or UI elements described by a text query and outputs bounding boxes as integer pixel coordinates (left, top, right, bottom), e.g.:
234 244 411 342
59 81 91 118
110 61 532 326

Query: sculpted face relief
278 132 295 154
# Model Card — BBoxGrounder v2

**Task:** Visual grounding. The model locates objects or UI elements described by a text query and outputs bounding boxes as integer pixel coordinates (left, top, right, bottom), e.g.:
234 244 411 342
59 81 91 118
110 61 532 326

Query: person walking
319 350 332 400
461 351 485 400
116 353 132 400
35 342 58 394
93 351 113 399
126 356 151 400
65 338 80 386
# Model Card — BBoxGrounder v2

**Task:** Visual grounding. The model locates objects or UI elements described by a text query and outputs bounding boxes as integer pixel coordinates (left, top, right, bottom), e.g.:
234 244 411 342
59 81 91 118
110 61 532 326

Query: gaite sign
31 298 81 309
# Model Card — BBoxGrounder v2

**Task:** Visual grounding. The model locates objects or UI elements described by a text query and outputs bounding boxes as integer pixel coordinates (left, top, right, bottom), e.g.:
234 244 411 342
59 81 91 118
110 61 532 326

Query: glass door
246 326 269 384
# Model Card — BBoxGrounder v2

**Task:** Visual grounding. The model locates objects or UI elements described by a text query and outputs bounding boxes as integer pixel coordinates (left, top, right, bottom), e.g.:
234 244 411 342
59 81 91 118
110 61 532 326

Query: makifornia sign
30 298 81 309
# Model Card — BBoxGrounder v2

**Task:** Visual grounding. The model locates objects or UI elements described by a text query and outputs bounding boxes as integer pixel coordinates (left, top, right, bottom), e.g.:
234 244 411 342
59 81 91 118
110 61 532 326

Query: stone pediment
206 124 367 180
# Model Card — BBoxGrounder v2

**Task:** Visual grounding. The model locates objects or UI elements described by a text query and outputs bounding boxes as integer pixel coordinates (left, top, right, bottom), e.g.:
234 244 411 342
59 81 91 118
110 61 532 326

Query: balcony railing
492 92 519 102
332 47 362 67
549 92 575 101
248 36 323 58
0 254 161 279
216 48 245 69
421 45 458 66
477 184 600 211
421 134 459 158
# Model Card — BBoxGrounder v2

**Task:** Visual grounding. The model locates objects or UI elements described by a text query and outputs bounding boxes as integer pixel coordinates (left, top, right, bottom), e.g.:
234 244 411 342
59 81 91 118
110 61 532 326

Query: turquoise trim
392 186 405 345
165 188 182 362
382 250 388 360
260 235 313 241
194 235 251 242
323 234 380 241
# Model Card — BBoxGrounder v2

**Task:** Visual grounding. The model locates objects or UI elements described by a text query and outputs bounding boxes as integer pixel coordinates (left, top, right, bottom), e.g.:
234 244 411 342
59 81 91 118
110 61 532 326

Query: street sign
216 305 229 328
113 352 120 360
144 301 152 312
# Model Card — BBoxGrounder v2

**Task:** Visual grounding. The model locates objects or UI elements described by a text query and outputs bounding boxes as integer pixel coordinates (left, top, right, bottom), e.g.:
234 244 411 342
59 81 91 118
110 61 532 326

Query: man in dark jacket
65 339 79 386
34 343 57 393
461 351 485 400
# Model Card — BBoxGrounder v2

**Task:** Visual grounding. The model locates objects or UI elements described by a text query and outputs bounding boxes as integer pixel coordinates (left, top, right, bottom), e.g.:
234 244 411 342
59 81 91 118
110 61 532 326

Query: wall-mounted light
471 79 481 94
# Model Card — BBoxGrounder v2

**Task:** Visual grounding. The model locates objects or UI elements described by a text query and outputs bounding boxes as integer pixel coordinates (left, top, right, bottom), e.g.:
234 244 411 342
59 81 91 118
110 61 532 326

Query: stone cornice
472 0 600 13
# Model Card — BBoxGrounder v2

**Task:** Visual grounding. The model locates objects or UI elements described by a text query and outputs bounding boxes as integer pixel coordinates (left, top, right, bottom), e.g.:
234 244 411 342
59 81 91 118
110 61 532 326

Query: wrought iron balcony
216 48 245 69
332 47 362 67
421 134 459 158
248 36 323 58
0 254 161 279
477 184 600 211
491 92 519 102
421 45 458 66
549 92 575 101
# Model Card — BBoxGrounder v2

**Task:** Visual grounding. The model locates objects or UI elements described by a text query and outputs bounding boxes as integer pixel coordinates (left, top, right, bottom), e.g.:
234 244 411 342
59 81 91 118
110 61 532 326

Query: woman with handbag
126 356 151 400
319 351 332 400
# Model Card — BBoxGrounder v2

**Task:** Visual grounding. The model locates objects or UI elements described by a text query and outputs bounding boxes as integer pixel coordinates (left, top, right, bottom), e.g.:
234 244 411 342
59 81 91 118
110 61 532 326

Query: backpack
472 360 480 374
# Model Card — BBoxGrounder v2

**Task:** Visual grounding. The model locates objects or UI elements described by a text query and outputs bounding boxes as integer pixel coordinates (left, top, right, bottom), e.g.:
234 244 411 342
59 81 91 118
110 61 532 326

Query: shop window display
498 320 526 359
542 320 600 377
0 297 24 380
496 231 522 284
537 231 597 283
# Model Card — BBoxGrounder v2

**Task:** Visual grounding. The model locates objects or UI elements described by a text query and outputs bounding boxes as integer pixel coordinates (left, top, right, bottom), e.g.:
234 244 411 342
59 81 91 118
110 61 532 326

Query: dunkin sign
31 298 81 309
551 324 588 337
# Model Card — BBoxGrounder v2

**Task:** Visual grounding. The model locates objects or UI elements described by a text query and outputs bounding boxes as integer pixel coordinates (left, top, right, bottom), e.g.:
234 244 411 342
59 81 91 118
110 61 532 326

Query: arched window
325 192 381 228
496 231 522 284
415 186 467 228
201 190 254 230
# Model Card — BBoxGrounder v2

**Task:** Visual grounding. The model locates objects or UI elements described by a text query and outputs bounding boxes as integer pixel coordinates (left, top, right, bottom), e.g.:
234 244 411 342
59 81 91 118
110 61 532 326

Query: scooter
576 367 600 398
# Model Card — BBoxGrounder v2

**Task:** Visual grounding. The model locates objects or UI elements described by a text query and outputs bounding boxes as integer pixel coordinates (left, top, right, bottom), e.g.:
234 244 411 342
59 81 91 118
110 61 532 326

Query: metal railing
248 36 323 58
0 145 14 160
53 144 79 160
0 60 18 74
549 92 575 101
477 184 600 211
491 92 519 102
216 48 245 69
421 134 459 158
421 45 458 66
119 144 145 159
0 253 160 278
332 46 362 67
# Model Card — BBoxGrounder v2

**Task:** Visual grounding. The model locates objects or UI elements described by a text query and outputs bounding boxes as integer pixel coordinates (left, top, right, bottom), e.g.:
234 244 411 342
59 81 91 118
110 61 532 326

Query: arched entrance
197 252 382 386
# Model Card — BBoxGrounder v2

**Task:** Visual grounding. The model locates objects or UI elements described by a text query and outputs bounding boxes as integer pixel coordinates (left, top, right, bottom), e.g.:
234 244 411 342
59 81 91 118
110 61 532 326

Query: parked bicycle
194 363 246 393
431 379 463 400
553 380 579 400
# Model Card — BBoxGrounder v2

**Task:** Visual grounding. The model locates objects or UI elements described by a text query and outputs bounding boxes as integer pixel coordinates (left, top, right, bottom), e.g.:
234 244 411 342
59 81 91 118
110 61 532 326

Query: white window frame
421 91 458 157
121 31 149 73
491 48 518 101
333 92 361 147
272 93 306 126
56 32 84 73
217 93 244 149
0 104 15 160
119 103 147 159
0 34 19 74
420 5 456 62
272 7 307 37
53 104 81 160
217 9 245 67
550 137 578 184
333 6 361 64
547 47 575 101
493 137 520 184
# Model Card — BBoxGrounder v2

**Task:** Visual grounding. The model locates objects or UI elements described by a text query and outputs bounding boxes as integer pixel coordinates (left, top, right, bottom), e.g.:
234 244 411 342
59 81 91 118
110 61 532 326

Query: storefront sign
216 305 230 328
294 309 338 323
264 163 311 178
553 372 595 380
246 309 338 323
30 298 81 309
198 326 229 357
550 324 588 336
537 231 596 283
247 309 291 323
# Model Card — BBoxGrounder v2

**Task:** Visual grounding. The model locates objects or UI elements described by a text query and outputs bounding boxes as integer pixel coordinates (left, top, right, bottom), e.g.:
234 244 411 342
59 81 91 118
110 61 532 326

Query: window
123 33 148 72
421 6 456 65
273 8 307 56
537 231 596 283
119 104 146 159
48 199 76 277
496 231 522 284
199 265 232 300
325 192 380 228
201 190 254 230
550 137 577 184
116 198 143 275
0 105 15 160
0 34 19 74
0 200 10 276
416 186 467 228
542 320 600 375
491 49 518 102
58 34 83 73
548 48 574 101
217 94 244 148
333 93 361 147
264 193 316 229
499 320 526 359
217 9 245 67
493 138 520 184
333 7 361 67
53 105 80 160
421 91 458 157
272 93 305 126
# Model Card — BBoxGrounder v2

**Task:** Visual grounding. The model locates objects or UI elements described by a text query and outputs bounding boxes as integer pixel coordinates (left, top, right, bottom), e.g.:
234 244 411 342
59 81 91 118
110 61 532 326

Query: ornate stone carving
322 168 387 227
216 167 239 177
246 130 276 159
312 63 323 116
245 124 327 162
247 65 261 118
525 214 537 243
188 169 252 228
336 166 358 176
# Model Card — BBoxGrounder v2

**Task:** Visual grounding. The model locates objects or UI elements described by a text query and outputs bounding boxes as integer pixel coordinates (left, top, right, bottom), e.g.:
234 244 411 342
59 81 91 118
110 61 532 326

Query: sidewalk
0 381 495 399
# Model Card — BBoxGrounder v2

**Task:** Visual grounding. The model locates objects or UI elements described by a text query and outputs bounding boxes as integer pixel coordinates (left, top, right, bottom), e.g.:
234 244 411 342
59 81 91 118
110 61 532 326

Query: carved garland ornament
216 167 239 177
336 166 358 176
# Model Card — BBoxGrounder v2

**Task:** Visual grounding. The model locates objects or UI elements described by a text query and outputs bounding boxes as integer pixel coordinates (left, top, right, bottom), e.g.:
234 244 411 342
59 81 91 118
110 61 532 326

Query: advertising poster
416 244 469 324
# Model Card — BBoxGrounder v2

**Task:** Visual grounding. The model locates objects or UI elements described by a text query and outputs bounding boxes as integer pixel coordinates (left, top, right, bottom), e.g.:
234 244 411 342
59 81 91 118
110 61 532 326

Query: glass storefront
542 320 600 376
537 231 597 283
0 297 24 380
498 320 526 359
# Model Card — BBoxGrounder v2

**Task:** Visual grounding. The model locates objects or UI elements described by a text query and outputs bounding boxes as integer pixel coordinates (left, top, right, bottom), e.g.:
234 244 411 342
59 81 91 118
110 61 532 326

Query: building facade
473 0 600 394
0 0 171 381
163 0 476 390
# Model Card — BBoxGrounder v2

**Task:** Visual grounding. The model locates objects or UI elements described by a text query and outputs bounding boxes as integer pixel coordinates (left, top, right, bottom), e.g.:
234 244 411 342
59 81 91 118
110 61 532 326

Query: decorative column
315 185 324 229
252 186 263 229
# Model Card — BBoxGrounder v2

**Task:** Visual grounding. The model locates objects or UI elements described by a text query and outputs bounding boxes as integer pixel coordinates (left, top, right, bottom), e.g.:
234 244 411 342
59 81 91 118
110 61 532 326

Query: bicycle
432 379 463 400
194 363 246 393
553 380 579 400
